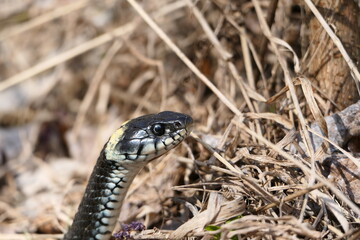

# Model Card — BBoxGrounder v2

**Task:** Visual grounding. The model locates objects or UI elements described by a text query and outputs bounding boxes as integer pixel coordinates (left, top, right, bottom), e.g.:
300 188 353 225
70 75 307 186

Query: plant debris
0 1 359 239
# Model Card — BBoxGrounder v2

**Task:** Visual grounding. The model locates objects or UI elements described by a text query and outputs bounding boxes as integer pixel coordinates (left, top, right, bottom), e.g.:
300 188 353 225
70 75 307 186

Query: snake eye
151 124 165 136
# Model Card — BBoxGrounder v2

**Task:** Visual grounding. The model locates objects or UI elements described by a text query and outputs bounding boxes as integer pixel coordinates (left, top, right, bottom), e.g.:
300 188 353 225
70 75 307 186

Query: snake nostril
174 121 182 129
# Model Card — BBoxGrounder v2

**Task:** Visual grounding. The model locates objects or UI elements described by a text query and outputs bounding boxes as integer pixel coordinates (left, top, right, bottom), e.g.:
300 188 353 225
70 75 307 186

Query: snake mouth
185 120 194 134
141 115 193 162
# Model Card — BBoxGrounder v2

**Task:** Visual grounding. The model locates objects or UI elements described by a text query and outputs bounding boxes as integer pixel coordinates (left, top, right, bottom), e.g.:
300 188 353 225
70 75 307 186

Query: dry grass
0 0 359 239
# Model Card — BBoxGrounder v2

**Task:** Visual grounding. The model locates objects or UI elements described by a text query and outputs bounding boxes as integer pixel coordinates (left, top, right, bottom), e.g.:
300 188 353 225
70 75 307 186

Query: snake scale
64 111 193 240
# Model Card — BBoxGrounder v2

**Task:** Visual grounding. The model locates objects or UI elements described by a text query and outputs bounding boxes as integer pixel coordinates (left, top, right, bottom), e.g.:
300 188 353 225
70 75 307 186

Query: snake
64 111 193 240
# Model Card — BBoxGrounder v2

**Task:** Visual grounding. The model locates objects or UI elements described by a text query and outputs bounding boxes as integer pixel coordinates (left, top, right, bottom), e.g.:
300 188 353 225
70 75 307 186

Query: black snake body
64 111 193 239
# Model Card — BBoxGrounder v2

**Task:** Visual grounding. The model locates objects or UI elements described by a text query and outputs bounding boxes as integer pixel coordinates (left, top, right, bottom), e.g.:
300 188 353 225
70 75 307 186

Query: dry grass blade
73 40 124 133
0 234 63 240
0 0 89 41
126 0 243 117
307 127 360 169
252 0 314 158
0 1 187 92
299 77 329 156
234 119 360 216
170 193 245 239
256 182 324 212
185 0 232 61
245 112 293 129
190 132 239 173
312 190 349 232
201 216 322 239
0 23 135 92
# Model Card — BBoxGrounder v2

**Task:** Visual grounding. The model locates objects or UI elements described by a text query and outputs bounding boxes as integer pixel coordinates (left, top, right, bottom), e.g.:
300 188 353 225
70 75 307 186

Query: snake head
105 111 193 163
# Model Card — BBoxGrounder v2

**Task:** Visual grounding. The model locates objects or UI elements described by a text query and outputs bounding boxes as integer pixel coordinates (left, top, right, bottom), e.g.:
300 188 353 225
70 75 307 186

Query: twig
233 119 360 216
73 40 124 134
0 0 188 92
256 182 325 212
0 234 63 240
0 0 89 41
126 0 243 117
252 0 314 158
0 23 135 92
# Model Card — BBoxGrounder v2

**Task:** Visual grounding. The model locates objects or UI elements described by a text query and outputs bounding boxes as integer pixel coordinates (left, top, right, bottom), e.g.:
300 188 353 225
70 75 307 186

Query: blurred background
0 0 359 239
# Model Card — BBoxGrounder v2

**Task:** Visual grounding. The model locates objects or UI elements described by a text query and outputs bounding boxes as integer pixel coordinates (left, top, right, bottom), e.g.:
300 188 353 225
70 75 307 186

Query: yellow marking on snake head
105 120 129 153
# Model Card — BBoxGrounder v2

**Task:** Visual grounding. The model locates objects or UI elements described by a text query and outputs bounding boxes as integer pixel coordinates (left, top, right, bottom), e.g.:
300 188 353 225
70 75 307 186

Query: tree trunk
302 0 360 111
